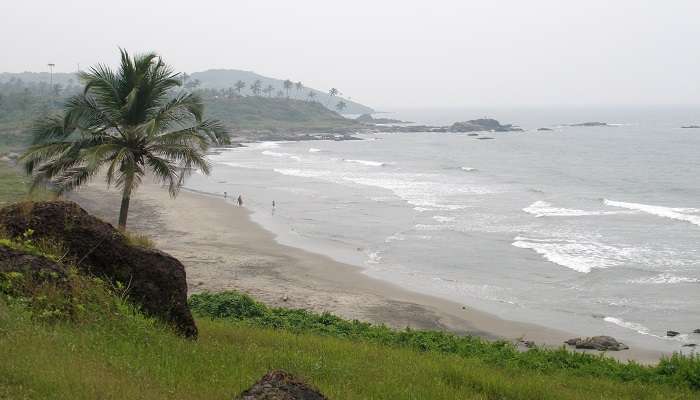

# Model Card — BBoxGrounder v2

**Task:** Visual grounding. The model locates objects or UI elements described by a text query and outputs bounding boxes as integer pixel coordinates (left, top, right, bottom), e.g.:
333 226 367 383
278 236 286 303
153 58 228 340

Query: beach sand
68 180 665 363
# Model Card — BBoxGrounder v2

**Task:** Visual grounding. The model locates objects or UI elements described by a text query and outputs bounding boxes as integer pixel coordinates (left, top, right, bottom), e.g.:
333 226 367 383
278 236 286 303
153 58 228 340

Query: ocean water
185 107 700 353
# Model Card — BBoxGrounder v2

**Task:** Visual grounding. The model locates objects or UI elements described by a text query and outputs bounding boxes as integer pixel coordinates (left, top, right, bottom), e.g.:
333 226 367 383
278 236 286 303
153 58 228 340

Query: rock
449 118 522 133
467 133 479 136
0 201 197 338
0 245 68 283
476 137 494 140
667 331 680 337
356 113 409 125
537 128 553 131
565 338 582 346
237 370 327 400
569 122 609 127
693 329 700 334
682 343 697 347
521 340 535 348
681 125 700 129
571 336 629 351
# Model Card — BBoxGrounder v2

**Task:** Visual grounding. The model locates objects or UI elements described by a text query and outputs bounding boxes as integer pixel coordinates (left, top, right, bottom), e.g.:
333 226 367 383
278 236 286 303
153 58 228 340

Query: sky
2 0 699 108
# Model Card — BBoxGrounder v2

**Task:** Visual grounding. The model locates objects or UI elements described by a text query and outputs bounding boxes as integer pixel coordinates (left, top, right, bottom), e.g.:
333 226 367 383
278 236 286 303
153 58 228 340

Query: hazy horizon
2 0 699 109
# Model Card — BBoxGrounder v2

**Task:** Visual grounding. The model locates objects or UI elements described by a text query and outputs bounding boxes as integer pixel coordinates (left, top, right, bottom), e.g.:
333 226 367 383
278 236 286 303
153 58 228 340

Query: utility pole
48 63 56 104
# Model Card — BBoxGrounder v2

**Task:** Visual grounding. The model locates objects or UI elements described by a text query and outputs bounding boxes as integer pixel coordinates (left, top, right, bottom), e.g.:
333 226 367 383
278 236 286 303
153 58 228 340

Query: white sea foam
345 159 388 167
460 167 478 172
433 215 456 223
261 150 288 157
512 236 633 273
367 251 383 264
604 199 700 226
628 273 700 285
308 148 322 153
523 201 628 218
604 317 689 342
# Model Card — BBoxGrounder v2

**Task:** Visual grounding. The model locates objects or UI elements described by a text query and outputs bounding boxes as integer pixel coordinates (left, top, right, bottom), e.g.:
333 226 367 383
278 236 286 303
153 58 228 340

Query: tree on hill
295 81 303 98
234 80 245 95
336 100 347 113
263 84 274 97
20 49 229 229
283 79 293 98
328 87 339 106
250 80 262 96
307 91 317 102
276 90 284 98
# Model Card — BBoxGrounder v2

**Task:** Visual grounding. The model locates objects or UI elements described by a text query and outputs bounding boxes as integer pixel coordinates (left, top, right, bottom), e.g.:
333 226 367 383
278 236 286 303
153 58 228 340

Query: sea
185 106 700 353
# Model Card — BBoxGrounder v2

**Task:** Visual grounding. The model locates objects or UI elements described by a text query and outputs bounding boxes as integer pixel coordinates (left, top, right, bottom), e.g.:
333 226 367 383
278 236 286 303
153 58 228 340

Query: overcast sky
2 0 699 108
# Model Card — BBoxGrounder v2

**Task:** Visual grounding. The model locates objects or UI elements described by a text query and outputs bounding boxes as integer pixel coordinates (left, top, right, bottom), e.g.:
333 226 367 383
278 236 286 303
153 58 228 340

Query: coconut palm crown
21 49 229 229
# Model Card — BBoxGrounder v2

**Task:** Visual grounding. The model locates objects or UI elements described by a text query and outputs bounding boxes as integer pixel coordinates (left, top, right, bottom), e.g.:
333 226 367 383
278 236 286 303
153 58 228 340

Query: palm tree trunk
117 175 134 230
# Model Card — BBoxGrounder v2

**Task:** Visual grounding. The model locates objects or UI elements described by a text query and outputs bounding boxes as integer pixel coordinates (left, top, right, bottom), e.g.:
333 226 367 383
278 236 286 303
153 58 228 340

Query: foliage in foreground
189 291 700 391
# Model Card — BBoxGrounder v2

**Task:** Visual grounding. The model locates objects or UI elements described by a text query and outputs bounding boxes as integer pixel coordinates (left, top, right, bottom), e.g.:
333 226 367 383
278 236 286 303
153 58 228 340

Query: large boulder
237 370 327 400
0 201 197 338
0 245 68 283
565 336 629 351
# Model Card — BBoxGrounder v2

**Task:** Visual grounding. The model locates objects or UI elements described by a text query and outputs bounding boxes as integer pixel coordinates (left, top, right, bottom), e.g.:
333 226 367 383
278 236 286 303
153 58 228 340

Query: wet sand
68 180 665 363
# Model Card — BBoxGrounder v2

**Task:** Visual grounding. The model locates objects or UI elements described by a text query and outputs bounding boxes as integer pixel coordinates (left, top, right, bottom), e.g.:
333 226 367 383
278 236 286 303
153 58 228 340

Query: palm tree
234 80 245 95
327 87 339 107
295 81 303 98
275 90 284 98
336 100 347 113
307 91 317 102
250 79 262 96
283 79 293 98
21 49 229 229
263 84 274 97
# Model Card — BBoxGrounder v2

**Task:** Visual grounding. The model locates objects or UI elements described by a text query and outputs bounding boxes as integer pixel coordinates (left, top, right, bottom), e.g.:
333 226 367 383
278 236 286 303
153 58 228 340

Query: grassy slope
203 96 359 130
0 303 695 400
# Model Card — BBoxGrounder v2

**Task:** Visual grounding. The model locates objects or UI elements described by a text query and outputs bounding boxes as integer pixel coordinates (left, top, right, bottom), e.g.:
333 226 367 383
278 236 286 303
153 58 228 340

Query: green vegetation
203 96 357 130
189 291 700 391
0 273 695 399
22 49 229 229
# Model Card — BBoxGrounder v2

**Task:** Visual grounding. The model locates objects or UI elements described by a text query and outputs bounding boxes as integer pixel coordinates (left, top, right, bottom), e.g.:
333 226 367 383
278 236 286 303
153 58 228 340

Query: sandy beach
68 179 666 363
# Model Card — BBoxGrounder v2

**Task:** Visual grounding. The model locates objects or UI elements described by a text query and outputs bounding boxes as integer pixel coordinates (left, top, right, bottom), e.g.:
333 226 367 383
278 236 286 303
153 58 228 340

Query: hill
190 69 373 114
202 96 359 132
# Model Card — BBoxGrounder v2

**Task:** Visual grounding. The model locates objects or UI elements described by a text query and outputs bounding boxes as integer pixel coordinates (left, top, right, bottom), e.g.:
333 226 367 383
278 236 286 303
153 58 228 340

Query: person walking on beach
237 195 243 207
224 191 227 199
271 200 276 215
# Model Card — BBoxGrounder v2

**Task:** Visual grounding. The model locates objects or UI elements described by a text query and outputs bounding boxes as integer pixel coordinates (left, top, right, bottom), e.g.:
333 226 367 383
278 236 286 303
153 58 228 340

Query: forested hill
189 69 373 114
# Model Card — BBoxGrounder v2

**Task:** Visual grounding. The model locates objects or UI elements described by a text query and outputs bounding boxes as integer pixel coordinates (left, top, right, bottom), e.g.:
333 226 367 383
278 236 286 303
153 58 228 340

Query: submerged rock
0 201 197 338
537 127 553 131
693 329 700 334
667 331 680 337
237 370 327 400
566 336 629 351
681 125 700 129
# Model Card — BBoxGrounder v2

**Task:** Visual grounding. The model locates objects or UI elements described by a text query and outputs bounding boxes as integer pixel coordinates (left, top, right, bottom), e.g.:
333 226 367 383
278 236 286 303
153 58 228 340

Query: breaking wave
604 199 700 226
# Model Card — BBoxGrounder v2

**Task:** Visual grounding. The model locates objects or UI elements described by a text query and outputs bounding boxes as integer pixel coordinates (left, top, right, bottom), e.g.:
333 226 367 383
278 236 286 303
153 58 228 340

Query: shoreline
68 180 666 363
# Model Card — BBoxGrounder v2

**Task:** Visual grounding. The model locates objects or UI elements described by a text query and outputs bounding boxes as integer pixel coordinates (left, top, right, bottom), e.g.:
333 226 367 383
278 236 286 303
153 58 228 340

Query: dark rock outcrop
694 329 700 334
667 331 680 337
237 370 327 400
449 118 522 133
681 125 700 129
565 336 629 351
0 201 197 338
356 113 409 125
0 245 68 283
537 128 553 131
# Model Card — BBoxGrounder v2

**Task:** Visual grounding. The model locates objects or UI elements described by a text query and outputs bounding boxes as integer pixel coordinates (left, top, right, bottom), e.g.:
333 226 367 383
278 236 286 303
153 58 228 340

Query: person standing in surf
237 195 243 207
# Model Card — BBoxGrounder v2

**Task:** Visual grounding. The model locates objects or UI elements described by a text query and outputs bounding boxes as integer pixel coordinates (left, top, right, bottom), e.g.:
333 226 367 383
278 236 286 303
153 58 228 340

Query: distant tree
328 87 339 106
225 87 236 98
234 80 246 95
283 79 293 98
263 84 275 97
20 49 229 229
250 79 262 96
335 100 347 113
185 78 201 90
307 91 317 102
295 81 303 98
276 90 284 98
181 72 190 86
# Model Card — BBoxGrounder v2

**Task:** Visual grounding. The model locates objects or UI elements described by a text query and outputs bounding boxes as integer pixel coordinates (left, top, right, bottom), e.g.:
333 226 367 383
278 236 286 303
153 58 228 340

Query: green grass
0 298 696 400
